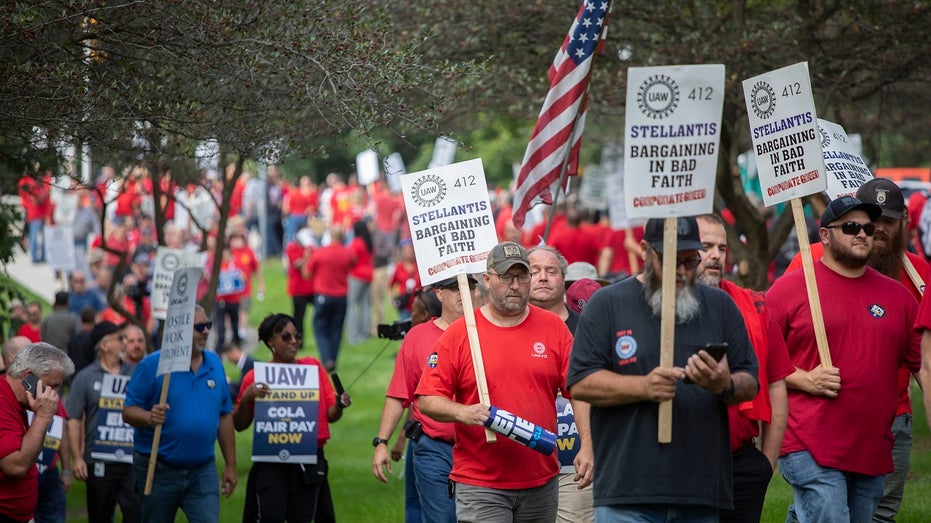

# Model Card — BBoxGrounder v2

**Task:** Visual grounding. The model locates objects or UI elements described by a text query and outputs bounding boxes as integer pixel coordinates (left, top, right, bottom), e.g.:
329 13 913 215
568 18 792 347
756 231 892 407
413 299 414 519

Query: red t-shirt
236 356 336 445
389 262 421 310
229 178 246 217
415 306 573 489
231 246 260 296
348 237 373 282
17 324 41 343
285 241 314 297
601 226 645 275
549 225 602 265
786 244 926 416
719 280 794 451
0 377 39 521
309 244 356 297
386 320 455 442
285 187 318 217
373 189 403 233
767 262 920 475
18 176 53 222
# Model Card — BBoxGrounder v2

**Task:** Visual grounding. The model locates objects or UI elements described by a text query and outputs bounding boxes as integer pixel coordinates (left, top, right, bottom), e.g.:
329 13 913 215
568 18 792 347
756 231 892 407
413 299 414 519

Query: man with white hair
0 342 74 523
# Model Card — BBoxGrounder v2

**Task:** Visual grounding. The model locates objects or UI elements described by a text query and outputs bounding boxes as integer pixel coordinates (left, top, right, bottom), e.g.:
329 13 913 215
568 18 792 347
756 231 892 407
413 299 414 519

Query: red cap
566 278 601 313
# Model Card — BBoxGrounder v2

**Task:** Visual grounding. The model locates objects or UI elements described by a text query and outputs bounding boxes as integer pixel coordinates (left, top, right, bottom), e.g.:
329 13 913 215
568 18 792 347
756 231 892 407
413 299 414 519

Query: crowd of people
4 164 931 522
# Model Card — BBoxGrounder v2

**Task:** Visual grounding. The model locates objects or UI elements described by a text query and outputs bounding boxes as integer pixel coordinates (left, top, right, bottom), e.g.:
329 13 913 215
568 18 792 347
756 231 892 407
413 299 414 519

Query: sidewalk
2 248 63 303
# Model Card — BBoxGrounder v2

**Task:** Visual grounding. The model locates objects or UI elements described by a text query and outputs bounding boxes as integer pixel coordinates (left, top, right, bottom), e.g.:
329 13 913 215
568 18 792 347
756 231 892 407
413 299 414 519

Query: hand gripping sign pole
457 272 495 442
400 158 500 443
743 62 831 367
623 64 725 443
144 267 201 495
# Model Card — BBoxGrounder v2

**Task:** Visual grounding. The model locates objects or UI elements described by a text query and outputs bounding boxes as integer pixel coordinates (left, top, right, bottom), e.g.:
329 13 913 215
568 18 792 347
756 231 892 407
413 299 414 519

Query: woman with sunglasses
232 313 351 523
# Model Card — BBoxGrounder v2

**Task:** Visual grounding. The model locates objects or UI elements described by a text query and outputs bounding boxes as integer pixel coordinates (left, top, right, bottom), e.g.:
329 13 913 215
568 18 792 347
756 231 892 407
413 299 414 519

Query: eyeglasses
824 221 875 237
193 321 213 333
487 271 532 284
280 331 302 343
656 252 702 270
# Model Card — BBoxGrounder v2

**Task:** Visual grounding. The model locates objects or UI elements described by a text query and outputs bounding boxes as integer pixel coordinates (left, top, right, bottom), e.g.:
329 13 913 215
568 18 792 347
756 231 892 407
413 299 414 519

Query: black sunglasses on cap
194 321 213 333
824 221 875 237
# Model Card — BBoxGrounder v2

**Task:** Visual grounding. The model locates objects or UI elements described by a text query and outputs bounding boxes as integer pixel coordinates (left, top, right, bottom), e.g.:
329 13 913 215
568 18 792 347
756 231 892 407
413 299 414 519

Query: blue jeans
313 294 347 369
412 435 456 523
875 413 912 522
595 504 718 523
283 214 307 246
35 467 66 523
404 443 422 523
133 452 219 523
28 219 45 263
779 450 885 523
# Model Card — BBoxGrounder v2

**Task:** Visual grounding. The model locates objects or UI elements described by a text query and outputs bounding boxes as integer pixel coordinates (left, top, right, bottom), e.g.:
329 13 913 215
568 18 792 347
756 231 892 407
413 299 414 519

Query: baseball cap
565 262 610 286
486 242 530 273
91 321 122 347
433 274 477 289
566 278 601 313
856 178 904 220
643 217 705 254
820 195 882 227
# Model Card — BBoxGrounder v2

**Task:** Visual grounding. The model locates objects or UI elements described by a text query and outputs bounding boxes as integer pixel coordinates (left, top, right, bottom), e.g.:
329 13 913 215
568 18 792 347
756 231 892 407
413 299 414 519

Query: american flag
511 0 610 228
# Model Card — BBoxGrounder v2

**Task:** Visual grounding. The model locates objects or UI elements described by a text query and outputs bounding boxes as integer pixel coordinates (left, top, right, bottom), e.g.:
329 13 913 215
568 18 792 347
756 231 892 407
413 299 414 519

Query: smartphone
683 343 729 384
22 373 39 398
701 342 729 362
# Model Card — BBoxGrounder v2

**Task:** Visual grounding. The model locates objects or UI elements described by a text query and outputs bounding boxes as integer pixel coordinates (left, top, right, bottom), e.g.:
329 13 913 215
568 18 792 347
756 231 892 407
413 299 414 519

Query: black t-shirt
567 277 758 509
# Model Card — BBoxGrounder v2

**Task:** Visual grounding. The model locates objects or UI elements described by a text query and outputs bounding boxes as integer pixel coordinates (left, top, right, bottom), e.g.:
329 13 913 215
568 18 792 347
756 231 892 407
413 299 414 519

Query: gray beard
642 273 702 324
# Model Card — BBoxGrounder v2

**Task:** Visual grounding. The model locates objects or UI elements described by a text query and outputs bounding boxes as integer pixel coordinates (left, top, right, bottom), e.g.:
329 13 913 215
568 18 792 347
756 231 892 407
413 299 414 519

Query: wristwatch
719 378 736 402
372 437 389 447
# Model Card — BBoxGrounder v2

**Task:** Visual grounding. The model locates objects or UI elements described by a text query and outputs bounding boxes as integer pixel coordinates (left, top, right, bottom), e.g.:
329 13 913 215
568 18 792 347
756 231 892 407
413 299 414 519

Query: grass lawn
60 258 931 521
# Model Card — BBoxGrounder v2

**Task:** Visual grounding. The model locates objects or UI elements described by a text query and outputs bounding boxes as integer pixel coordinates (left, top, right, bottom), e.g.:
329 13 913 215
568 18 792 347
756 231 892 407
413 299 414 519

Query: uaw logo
177 272 188 294
161 252 181 272
750 81 776 119
637 74 679 119
869 304 886 318
615 335 637 360
819 125 830 149
531 341 548 359
427 352 439 368
410 174 446 208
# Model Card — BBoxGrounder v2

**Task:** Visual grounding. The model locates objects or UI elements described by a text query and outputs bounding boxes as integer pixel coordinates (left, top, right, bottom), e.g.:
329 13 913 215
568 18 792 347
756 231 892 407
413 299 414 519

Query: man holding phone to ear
0 342 74 523
568 216 759 522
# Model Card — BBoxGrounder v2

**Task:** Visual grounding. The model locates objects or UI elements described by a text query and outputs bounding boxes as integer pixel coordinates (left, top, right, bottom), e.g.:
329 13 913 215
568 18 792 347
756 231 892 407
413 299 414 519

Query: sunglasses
656 252 702 270
280 332 302 343
824 221 875 237
193 321 213 333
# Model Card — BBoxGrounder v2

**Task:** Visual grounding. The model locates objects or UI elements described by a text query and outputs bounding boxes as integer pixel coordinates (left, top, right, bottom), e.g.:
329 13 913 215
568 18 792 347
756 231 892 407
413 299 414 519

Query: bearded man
768 196 921 523
567 216 759 521
784 179 927 522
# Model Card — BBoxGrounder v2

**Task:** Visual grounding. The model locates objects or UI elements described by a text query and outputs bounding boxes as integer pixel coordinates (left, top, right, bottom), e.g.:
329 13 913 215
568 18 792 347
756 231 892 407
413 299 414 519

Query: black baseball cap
433 275 477 289
643 217 705 254
820 195 882 227
856 178 905 220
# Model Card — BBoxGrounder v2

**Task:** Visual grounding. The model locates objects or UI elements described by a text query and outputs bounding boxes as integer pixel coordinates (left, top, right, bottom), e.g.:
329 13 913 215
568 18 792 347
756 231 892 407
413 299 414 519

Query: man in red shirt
285 228 316 339
18 174 53 264
696 213 793 522
372 275 474 522
0 342 74 523
784 179 927 522
417 242 573 522
16 303 43 343
309 229 357 371
768 196 921 522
